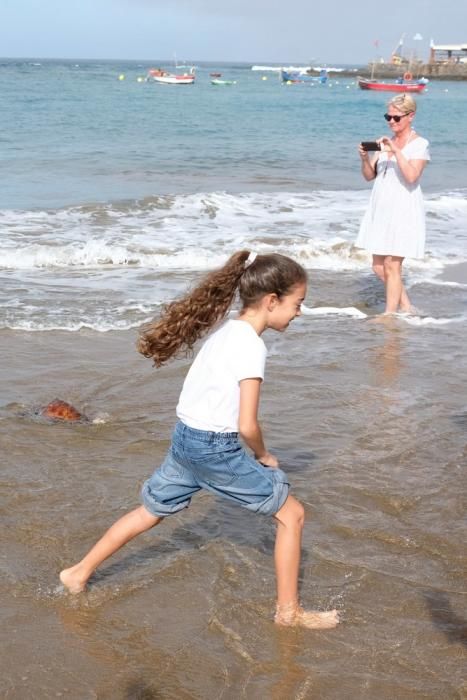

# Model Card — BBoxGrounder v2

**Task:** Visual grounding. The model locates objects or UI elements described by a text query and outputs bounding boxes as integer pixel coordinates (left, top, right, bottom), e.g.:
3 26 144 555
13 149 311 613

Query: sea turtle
40 398 88 422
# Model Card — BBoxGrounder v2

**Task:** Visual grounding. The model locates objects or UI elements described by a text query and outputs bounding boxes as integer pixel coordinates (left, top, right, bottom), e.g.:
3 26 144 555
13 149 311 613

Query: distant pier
332 62 467 81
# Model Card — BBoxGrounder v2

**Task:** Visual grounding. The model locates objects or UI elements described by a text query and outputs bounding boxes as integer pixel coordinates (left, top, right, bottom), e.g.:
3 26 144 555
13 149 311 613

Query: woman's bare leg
372 255 386 284
384 256 406 313
374 255 412 313
397 259 413 312
60 506 162 593
273 495 339 629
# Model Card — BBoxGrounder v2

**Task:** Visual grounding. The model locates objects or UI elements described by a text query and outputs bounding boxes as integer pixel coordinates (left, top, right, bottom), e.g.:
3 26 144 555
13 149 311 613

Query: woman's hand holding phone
361 141 381 152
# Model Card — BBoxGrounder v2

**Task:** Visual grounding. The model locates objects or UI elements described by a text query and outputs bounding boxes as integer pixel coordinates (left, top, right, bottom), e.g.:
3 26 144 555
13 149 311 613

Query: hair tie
245 252 257 268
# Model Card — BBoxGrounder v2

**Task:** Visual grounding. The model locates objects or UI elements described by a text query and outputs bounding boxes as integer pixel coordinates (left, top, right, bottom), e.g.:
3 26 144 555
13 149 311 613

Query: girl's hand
257 452 279 468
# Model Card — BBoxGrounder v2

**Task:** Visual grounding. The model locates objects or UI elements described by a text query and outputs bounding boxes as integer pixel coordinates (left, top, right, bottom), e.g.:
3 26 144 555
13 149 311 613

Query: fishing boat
147 66 195 85
359 34 429 93
358 76 427 93
281 69 327 84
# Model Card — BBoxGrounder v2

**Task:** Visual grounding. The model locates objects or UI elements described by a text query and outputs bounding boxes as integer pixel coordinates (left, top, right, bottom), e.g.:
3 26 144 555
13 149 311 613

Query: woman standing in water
356 94 430 314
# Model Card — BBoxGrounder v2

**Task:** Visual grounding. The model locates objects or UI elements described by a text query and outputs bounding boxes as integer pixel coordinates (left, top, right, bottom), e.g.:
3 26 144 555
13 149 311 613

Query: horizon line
0 55 367 67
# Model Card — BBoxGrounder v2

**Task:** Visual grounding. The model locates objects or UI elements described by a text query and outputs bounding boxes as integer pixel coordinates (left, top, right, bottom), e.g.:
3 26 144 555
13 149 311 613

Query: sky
0 0 466 65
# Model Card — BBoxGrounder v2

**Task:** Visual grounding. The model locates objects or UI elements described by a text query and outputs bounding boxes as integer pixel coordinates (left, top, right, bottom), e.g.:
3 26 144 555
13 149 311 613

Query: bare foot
399 306 419 316
293 608 340 629
368 313 397 325
59 565 89 593
275 602 340 629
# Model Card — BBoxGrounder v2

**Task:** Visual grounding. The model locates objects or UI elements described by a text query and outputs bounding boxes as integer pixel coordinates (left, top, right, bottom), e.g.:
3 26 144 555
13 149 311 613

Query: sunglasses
384 113 411 123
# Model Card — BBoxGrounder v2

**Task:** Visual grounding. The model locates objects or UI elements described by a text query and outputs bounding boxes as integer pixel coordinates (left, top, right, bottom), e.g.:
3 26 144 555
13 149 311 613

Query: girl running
60 251 339 629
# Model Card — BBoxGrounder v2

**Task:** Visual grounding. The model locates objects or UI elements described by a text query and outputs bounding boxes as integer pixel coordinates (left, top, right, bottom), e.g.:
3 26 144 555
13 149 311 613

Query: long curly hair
137 251 307 366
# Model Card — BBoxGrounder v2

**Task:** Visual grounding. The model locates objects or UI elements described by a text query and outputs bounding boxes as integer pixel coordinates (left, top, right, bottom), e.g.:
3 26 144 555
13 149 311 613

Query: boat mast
391 34 405 58
370 39 380 80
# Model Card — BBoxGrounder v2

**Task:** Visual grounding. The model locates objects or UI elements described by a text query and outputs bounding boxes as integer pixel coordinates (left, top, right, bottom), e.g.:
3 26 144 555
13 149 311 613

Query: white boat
147 66 195 85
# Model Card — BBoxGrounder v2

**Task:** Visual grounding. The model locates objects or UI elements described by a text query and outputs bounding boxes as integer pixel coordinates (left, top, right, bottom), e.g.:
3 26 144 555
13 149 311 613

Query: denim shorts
141 421 289 518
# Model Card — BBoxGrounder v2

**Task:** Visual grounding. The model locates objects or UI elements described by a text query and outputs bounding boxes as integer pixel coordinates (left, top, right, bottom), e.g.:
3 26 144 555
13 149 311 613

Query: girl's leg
274 495 303 606
60 506 162 593
384 256 412 313
273 495 339 629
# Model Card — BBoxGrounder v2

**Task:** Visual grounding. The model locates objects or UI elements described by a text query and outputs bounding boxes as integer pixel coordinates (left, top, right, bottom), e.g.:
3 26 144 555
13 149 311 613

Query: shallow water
1 58 466 698
1 264 466 698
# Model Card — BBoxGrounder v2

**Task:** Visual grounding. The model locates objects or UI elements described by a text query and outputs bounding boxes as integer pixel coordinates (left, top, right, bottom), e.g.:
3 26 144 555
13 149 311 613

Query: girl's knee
275 495 305 529
295 502 305 529
138 505 163 528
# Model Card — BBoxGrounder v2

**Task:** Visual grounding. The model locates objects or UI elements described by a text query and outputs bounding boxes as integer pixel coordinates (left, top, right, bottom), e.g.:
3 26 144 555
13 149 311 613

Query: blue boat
281 68 327 84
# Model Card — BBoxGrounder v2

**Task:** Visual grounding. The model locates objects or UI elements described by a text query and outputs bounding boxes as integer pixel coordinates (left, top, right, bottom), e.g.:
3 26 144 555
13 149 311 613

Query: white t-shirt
176 319 267 432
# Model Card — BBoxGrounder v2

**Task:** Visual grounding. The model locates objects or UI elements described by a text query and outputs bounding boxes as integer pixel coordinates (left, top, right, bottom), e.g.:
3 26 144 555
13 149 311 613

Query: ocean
1 59 466 699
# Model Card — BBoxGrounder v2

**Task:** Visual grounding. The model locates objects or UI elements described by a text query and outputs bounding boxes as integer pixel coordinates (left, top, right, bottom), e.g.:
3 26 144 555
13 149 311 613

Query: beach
1 59 467 698
2 310 466 698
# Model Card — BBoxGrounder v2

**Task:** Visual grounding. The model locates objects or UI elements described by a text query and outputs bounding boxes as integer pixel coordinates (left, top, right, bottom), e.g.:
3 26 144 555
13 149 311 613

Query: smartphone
361 141 381 152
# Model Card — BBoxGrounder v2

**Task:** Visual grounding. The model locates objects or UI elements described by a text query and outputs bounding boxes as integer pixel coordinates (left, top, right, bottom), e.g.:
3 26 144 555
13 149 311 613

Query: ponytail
138 250 250 366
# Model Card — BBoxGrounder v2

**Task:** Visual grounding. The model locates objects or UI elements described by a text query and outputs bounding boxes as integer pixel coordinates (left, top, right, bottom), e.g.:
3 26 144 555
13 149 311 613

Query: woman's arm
380 137 427 184
238 378 278 467
395 156 427 184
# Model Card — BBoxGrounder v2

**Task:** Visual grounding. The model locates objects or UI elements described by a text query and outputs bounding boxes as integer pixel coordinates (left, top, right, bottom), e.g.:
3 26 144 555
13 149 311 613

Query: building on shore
363 37 467 80
429 43 467 64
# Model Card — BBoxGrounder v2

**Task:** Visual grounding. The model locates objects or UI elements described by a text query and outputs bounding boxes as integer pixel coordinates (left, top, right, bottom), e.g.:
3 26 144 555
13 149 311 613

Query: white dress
355 136 430 259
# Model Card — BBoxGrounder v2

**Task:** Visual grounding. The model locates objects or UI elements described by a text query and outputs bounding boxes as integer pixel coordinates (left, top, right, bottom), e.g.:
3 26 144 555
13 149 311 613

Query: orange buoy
403 71 413 81
41 399 85 422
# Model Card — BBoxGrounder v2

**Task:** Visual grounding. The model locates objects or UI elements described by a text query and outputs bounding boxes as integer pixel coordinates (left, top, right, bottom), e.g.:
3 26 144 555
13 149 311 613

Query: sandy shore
1 318 467 698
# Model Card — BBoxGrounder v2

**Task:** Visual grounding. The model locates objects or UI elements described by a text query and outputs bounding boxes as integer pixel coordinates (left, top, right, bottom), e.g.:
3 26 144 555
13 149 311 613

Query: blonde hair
387 94 417 114
137 251 307 367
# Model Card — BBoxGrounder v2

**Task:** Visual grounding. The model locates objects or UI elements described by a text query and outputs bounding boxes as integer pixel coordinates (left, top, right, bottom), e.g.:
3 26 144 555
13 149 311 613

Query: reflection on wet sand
269 630 314 699
368 320 404 388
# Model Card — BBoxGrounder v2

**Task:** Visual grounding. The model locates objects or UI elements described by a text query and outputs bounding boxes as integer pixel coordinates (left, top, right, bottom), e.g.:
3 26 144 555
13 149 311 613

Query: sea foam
1 190 464 273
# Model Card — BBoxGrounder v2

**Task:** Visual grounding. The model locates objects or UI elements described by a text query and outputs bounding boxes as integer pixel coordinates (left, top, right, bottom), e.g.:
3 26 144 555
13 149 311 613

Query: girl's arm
238 378 278 467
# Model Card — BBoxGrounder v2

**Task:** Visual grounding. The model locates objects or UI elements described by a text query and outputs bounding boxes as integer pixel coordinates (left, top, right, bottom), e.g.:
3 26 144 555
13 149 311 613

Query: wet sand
1 298 466 698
